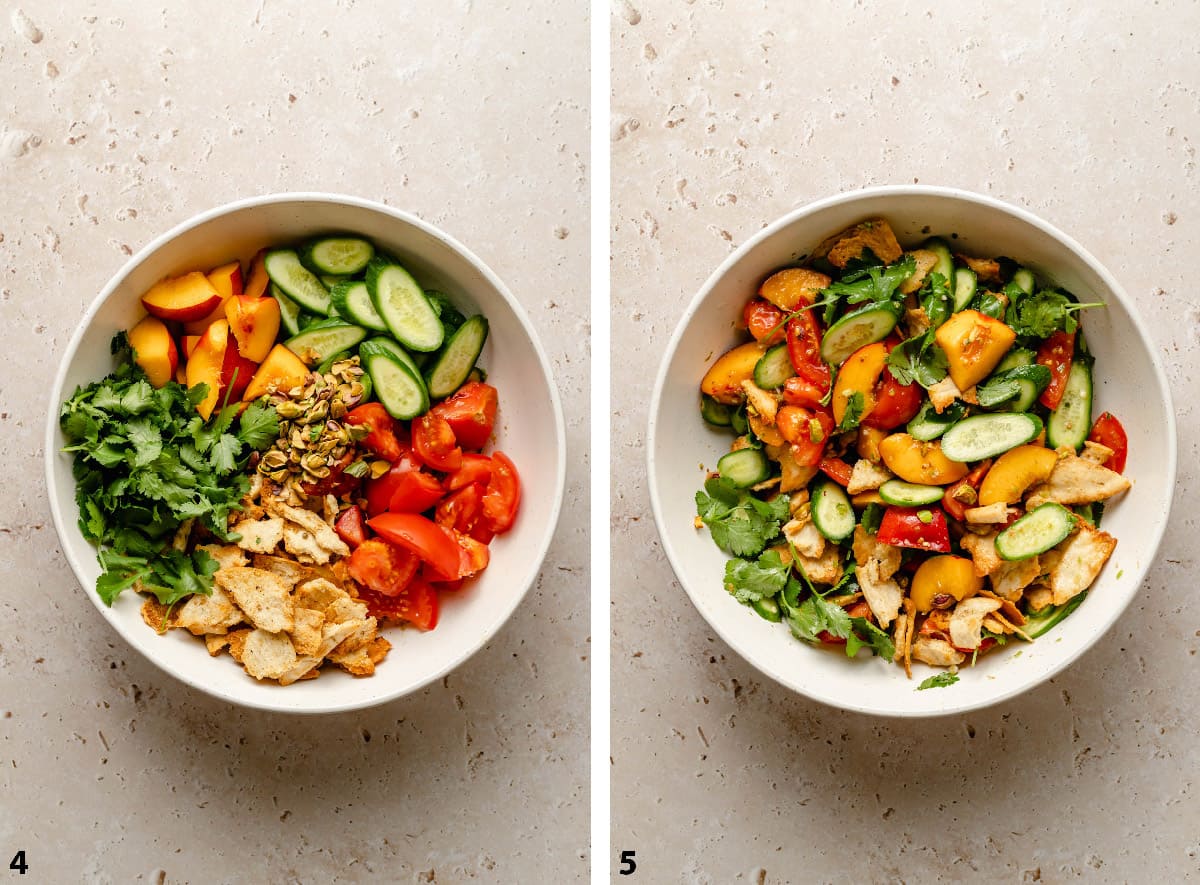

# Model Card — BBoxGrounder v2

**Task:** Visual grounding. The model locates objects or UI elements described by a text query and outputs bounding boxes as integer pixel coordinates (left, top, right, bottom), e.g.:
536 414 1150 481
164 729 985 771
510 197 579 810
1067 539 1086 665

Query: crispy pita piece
812 217 903 269
250 554 311 588
241 629 298 681
216 567 295 633
846 459 893 495
927 376 964 414
290 607 325 657
175 583 244 636
965 502 1012 524
323 494 339 525
956 254 1002 283
990 611 1032 642
794 545 843 586
949 597 1003 651
902 599 916 678
899 249 939 294
197 543 249 571
204 633 231 656
766 444 819 493
326 595 370 626
267 501 350 558
140 597 177 633
976 588 1027 626
1026 451 1131 507
911 637 965 668
318 619 365 658
330 617 379 659
171 519 194 552
982 615 1010 635
1026 585 1054 612
232 516 285 554
333 636 392 677
784 518 824 559
892 610 909 672
960 531 1003 577
225 628 252 664
1047 523 1117 605
281 523 333 565
278 656 322 686
852 526 903 627
742 379 779 426
990 555 1041 602
294 577 351 614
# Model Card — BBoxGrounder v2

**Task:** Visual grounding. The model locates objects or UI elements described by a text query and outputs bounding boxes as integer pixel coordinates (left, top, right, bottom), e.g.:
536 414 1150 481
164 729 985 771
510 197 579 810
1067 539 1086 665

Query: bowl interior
47 195 565 713
649 187 1175 717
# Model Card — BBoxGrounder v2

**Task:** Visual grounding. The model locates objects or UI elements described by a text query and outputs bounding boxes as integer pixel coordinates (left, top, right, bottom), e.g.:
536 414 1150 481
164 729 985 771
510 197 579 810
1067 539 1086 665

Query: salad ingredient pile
61 234 521 684
696 218 1131 683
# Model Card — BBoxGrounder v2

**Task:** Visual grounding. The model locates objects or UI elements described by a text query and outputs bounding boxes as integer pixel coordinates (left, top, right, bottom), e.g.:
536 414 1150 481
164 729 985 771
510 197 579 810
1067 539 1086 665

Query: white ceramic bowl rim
648 184 1177 718
45 192 566 714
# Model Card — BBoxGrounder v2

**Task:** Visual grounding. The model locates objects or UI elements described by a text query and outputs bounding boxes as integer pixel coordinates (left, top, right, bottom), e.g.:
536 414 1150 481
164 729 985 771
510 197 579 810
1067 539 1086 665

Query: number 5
618 849 636 875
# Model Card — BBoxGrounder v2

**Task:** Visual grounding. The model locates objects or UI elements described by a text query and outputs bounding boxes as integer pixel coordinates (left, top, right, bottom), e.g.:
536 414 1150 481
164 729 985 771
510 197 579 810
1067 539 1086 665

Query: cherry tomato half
785 312 831 395
742 298 786 346
1037 330 1075 410
413 412 463 473
387 470 445 513
430 382 498 451
481 451 521 534
346 402 406 463
333 504 368 549
876 506 951 553
347 538 420 597
368 512 463 582
1087 412 1128 474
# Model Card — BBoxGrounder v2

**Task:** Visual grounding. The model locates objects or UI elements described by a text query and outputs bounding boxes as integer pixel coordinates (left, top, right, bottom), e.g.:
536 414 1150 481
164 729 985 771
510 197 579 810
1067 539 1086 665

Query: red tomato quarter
1087 412 1128 474
368 512 463 582
346 402 405 463
364 455 420 517
430 382 498 451
818 456 854 487
413 412 463 472
785 312 831 395
333 504 368 549
356 574 439 630
436 482 484 534
387 470 445 513
876 506 951 553
1036 330 1075 410
347 538 419 597
445 454 493 491
481 451 521 534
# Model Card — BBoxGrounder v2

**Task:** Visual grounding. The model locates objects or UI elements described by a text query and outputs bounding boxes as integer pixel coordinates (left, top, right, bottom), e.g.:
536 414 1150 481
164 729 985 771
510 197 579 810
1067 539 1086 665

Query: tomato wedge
364 455 420 517
430 382 498 451
782 376 827 410
387 470 445 513
445 453 493 491
1037 330 1075 410
356 574 439 630
436 482 484 534
785 311 831 394
1087 412 1128 473
941 460 993 522
428 526 491 582
368 512 462 582
413 412 463 472
346 402 406 463
347 538 419 597
778 408 835 467
863 370 922 430
876 506 951 553
333 504 368 549
818 456 854 487
481 451 521 534
743 298 786 346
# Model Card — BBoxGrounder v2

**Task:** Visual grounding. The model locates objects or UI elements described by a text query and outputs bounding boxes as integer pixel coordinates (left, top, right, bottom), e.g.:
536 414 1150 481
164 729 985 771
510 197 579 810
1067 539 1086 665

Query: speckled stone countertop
612 2 1198 882
0 3 588 882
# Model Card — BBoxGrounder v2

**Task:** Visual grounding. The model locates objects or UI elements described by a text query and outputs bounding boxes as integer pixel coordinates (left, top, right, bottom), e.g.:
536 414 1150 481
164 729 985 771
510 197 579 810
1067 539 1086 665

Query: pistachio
275 400 304 419
370 459 391 479
931 593 955 610
308 399 330 422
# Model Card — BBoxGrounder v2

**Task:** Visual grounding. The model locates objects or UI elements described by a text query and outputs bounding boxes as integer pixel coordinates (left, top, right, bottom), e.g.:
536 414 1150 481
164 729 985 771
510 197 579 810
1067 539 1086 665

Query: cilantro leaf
724 548 790 604
887 333 948 388
1009 289 1105 338
846 617 896 661
787 593 853 644
208 433 242 474
860 503 885 535
836 390 865 433
237 399 280 451
696 484 789 558
917 672 960 691
972 290 1007 321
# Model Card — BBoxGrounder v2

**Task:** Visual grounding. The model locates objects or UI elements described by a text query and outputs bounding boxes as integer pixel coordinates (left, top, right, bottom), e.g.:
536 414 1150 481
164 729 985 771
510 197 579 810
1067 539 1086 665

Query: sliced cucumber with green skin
425 290 466 335
320 274 351 289
940 413 1044 462
358 339 430 419
753 343 793 389
1022 590 1087 638
426 315 489 399
924 238 955 290
284 319 368 366
271 283 304 337
811 479 856 541
701 394 734 427
717 448 771 488
995 503 1077 561
362 335 424 377
907 400 966 441
1011 267 1036 295
264 249 332 315
995 346 1035 374
819 302 901 366
316 349 351 375
1046 356 1093 451
330 281 389 332
879 479 945 507
730 407 749 435
977 364 1052 411
751 595 782 622
365 258 443 352
952 267 977 312
299 236 375 276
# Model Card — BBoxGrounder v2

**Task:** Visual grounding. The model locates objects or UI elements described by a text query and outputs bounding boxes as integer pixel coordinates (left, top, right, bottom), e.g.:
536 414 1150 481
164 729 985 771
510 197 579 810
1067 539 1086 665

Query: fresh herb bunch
60 334 278 606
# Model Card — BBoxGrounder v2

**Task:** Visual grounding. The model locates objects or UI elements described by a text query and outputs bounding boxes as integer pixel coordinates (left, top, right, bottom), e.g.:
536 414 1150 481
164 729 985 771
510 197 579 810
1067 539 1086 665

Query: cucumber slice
730 407 749 435
995 346 1035 374
940 413 1043 462
995 503 1077 561
907 400 967 442
425 315 489 399
924 238 955 290
320 274 351 289
300 236 375 276
330 281 389 332
819 302 901 366
977 364 1052 411
1046 357 1093 451
952 267 977 312
811 479 855 541
1011 267 1036 296
753 343 792 390
1023 590 1088 638
365 258 443 352
361 335 425 380
878 480 945 507
271 283 304 337
425 290 467 336
358 339 429 419
264 249 332 315
284 319 368 366
717 448 770 488
701 394 734 427
751 595 782 622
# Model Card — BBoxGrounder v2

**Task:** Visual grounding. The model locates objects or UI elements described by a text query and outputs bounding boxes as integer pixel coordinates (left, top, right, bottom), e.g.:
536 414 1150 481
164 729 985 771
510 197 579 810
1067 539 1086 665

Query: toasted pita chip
949 597 1003 651
911 636 965 668
175 583 244 636
902 598 916 678
333 636 392 677
232 516 285 554
1026 451 1131 507
892 610 909 673
204 633 231 656
1026 585 1054 612
171 519 194 552
990 611 1032 642
140 597 177 633
197 543 249 571
294 577 350 613
290 607 325 657
325 595 370 626
329 617 379 659
242 629 298 680
323 494 339 525
1047 523 1117 605
846 459 892 495
783 518 824 559
225 628 252 663
278 656 322 686
216 567 295 633
976 589 1027 626
250 554 312 587
268 501 350 558
990 555 1041 602
960 532 1002 577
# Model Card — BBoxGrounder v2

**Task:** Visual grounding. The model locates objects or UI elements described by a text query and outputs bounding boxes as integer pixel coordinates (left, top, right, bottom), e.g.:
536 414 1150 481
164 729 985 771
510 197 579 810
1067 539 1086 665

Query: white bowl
648 186 1176 717
46 193 565 714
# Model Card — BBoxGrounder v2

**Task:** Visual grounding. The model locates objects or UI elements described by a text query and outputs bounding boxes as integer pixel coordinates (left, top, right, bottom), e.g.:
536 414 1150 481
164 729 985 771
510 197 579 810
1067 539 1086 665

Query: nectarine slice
142 272 223 323
225 295 281 364
244 250 270 300
243 344 310 402
128 315 179 389
186 319 230 419
182 260 245 334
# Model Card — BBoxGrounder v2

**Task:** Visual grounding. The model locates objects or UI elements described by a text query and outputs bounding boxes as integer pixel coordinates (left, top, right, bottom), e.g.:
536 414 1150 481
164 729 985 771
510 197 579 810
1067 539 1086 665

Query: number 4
618 849 636 875
9 851 27 875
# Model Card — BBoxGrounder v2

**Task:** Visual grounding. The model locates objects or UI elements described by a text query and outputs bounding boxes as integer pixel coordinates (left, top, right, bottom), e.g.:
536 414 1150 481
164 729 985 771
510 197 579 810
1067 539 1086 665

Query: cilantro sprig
695 476 790 558
1009 289 1105 338
917 672 960 691
60 335 279 606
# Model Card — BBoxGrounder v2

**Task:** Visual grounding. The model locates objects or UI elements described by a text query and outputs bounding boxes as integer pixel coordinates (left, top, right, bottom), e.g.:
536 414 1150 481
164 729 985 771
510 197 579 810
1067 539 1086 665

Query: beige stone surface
0 2 588 882
612 2 1199 882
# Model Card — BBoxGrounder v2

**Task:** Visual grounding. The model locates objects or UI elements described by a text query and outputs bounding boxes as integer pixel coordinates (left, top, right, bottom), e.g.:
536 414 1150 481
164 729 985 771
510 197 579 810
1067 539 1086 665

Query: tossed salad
696 218 1131 685
61 235 520 683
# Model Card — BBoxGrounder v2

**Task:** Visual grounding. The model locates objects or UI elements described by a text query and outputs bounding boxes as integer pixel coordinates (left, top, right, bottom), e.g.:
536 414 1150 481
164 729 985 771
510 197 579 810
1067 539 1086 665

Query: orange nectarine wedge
243 344 309 402
128 315 179 389
142 272 223 323
225 295 281 364
186 319 230 419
